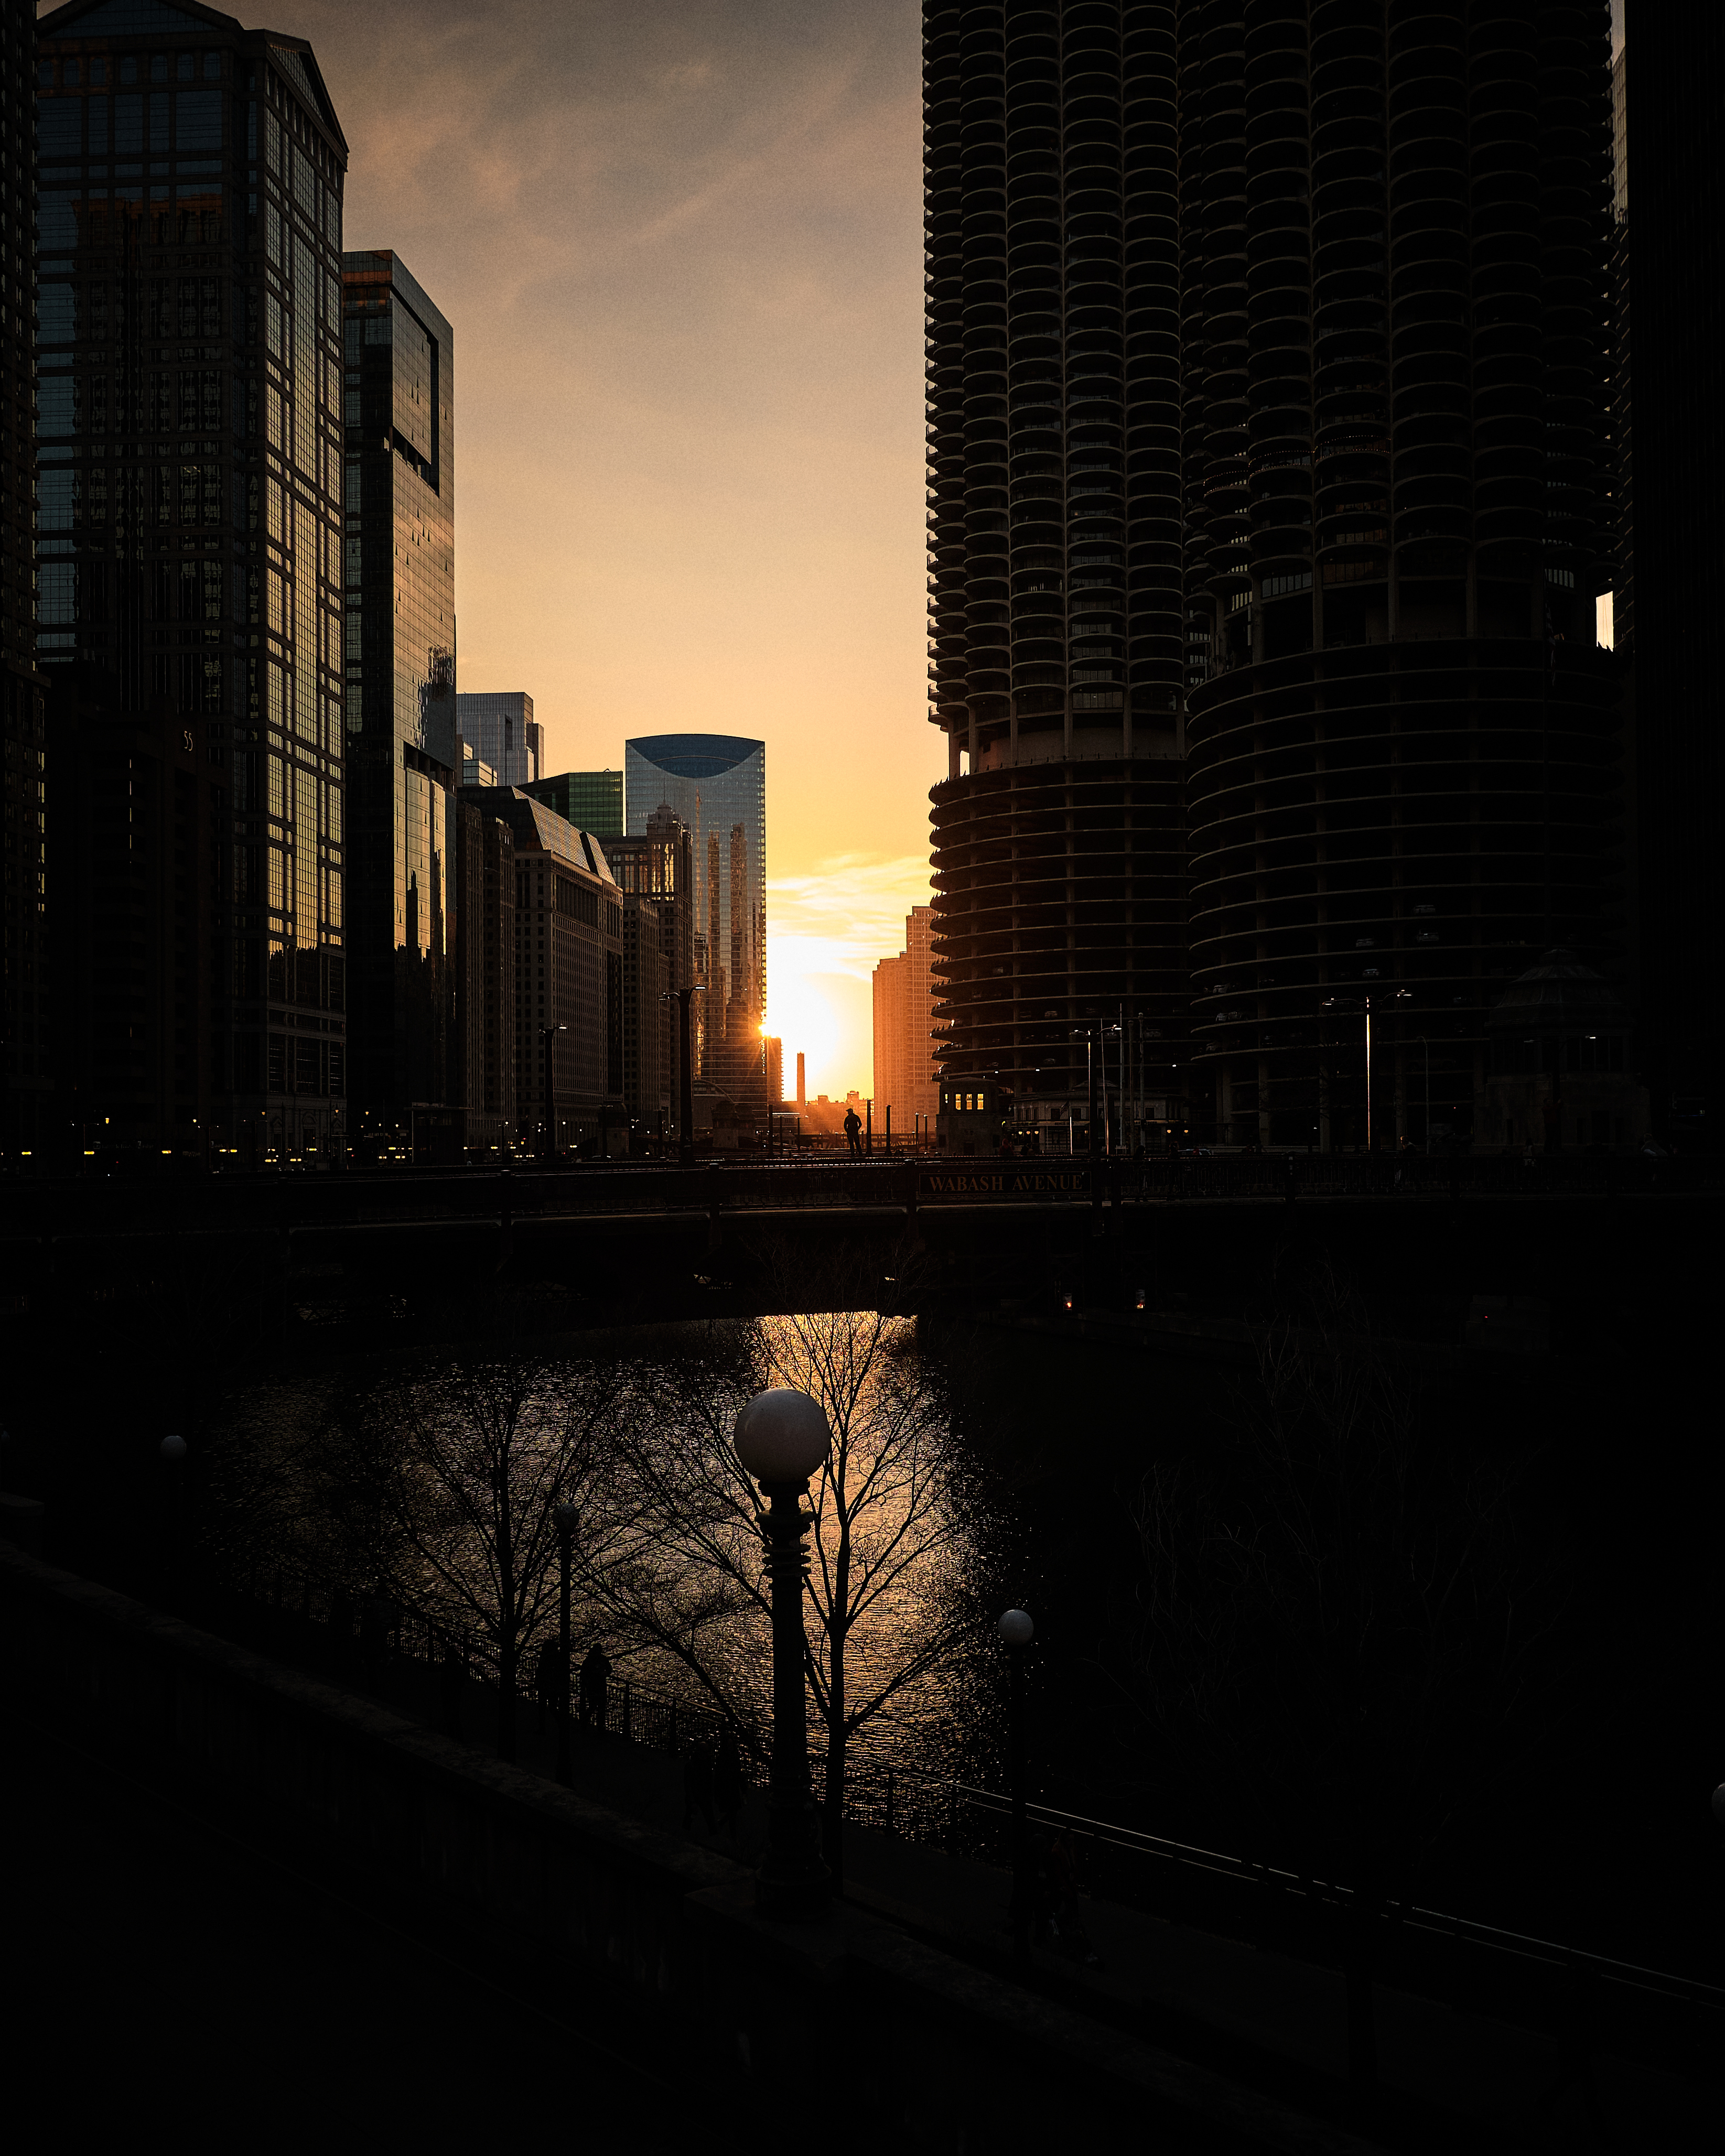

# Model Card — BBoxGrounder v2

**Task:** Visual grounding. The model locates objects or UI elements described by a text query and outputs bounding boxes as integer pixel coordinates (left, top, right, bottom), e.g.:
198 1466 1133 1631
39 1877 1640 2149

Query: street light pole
998 1608 1034 1955
734 1388 833 1920
660 983 706 1169
540 1023 567 1162
553 1500 577 1787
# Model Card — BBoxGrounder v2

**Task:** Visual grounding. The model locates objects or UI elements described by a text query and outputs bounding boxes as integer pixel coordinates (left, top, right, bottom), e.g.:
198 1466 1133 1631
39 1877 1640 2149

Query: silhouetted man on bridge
843 1106 863 1158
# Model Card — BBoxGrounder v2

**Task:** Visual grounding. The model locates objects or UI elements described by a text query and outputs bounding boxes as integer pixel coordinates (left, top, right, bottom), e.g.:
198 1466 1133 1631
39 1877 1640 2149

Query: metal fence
210 1564 1724 2068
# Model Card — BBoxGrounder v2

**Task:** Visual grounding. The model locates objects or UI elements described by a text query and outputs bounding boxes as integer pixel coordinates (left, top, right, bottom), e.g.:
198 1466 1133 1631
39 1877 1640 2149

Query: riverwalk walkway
349 1641 1713 2153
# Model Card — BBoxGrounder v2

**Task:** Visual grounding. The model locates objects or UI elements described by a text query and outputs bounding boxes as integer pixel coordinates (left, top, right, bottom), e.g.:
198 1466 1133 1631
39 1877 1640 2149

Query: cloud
770 853 930 979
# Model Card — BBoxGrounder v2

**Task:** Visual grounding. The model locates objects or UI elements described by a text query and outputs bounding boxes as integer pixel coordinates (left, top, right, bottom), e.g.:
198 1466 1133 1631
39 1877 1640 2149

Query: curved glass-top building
624 734 766 1097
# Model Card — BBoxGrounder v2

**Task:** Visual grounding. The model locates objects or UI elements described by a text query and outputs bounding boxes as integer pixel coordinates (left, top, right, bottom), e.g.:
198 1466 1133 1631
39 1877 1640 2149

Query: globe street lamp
734 1388 833 1920
553 1500 578 1787
998 1607 1034 1954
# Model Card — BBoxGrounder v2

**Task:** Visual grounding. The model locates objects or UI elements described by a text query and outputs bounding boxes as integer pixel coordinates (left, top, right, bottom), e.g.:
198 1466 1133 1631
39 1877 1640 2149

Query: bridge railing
2 1147 1718 1241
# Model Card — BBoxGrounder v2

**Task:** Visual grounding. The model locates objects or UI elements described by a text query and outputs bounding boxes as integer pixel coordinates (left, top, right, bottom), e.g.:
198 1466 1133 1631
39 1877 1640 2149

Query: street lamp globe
997 1608 1034 1649
160 1434 187 1464
734 1389 832 1484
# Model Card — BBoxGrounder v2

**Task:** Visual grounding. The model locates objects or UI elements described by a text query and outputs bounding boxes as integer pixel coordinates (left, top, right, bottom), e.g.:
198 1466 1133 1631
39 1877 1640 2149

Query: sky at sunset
259 0 935 1094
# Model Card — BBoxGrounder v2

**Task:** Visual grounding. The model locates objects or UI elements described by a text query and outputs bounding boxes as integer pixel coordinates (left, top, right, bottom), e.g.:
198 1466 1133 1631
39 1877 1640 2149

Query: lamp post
553 1500 578 1786
540 1023 566 1162
998 1607 1034 1955
659 983 706 1169
734 1387 833 1920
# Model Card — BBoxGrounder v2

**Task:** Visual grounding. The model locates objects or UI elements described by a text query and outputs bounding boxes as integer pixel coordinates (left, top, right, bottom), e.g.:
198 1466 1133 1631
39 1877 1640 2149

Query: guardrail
200 1561 1723 2083
1 1147 1718 1242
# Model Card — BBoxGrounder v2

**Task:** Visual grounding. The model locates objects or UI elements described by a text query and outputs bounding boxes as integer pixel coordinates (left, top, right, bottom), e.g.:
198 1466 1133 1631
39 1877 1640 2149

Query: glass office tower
624 734 765 1096
3 0 48 1161
37 4 349 1167
456 690 540 788
340 250 456 1132
524 768 622 837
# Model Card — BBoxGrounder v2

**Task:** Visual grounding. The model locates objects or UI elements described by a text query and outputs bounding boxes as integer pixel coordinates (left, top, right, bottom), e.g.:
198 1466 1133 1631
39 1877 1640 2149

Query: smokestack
796 1051 806 1109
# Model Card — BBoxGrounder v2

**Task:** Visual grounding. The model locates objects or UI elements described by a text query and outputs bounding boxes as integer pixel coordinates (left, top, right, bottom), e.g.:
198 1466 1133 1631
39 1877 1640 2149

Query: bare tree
600 1247 981 1883
1123 1285 1560 2117
768 1301 976 1885
345 1338 626 1760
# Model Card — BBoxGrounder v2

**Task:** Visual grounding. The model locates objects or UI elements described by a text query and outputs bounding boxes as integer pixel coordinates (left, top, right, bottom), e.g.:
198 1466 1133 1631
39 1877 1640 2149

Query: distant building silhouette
872 906 938 1135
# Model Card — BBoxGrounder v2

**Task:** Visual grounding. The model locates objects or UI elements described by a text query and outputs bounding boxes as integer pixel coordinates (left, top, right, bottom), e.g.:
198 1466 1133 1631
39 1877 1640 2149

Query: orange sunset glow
278 0 936 1096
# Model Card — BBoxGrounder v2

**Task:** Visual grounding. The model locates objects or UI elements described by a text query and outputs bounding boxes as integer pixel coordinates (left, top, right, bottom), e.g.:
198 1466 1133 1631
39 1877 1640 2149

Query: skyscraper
872 904 939 1133
607 806 693 1129
460 785 622 1153
624 734 766 1099
923 5 1189 1126
2 0 49 1160
524 767 622 837
456 689 541 789
925 3 1622 1153
38 3 349 1167
1617 1 1723 1140
1179 3 1618 1152
340 249 455 1130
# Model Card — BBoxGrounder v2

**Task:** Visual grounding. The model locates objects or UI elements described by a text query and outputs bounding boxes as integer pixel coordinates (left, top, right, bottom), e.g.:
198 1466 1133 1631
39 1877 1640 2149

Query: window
176 90 223 150
37 99 81 156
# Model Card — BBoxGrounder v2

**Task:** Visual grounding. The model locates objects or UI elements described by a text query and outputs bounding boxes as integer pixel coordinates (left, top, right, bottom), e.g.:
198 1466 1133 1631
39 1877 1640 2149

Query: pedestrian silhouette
843 1106 862 1158
683 1745 718 1836
714 1725 745 1835
1045 1832 1099 1965
533 1638 566 1735
579 1640 612 1731
439 1639 465 1738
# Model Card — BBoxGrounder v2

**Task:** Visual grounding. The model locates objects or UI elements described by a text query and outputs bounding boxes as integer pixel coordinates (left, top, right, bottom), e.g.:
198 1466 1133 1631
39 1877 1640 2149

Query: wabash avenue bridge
1 1153 1715 1340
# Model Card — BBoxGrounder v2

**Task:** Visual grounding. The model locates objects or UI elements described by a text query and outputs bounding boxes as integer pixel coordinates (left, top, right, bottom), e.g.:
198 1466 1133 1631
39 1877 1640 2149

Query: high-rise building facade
1618 1 1722 1142
451 791 514 1150
924 3 1623 1153
923 4 1189 1126
608 807 693 1133
1179 2 1619 1151
525 766 621 837
461 785 622 1152
341 249 456 1129
624 733 766 1099
3 0 49 1160
872 903 939 1132
456 689 540 789
38 3 349 1167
